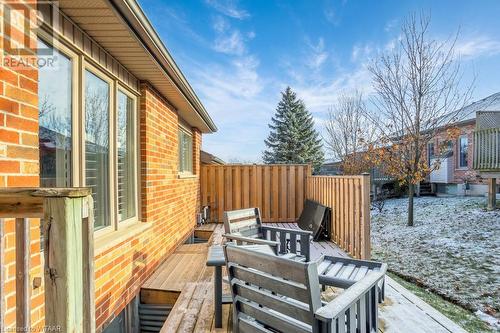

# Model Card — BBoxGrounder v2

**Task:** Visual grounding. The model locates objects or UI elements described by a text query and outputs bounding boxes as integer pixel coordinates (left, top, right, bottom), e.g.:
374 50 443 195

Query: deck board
143 223 465 333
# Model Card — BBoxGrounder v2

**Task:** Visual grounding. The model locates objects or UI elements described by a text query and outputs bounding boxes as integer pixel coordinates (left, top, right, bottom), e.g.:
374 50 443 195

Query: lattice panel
477 111 500 130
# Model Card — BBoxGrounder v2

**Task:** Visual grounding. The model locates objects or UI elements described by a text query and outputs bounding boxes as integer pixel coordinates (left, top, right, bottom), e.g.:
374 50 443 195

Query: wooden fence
307 175 371 259
200 164 371 259
201 164 311 223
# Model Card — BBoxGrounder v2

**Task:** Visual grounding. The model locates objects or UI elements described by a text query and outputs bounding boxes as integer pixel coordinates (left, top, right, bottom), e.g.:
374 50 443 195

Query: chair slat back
223 208 262 238
224 244 322 333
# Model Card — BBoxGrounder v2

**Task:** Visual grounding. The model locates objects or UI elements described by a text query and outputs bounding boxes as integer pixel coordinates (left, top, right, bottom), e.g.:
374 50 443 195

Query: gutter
108 0 217 132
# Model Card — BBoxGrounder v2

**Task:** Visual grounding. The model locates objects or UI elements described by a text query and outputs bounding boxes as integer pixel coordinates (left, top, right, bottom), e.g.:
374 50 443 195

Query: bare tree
324 91 377 174
368 12 474 226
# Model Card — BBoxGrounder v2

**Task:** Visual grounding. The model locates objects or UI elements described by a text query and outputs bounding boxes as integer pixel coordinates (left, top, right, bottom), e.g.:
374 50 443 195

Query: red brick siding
427 122 485 184
0 0 44 329
94 83 202 330
1 7 203 330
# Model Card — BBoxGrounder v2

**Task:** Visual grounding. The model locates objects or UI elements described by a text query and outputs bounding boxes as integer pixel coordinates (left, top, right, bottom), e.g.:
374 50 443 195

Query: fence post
41 188 93 332
360 173 371 259
487 178 497 211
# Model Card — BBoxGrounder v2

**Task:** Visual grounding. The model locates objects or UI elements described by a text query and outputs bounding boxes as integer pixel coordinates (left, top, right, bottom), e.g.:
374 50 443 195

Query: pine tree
263 87 324 172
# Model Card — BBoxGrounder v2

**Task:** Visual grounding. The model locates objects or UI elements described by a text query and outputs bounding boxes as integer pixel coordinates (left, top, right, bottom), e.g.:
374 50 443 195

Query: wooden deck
142 223 466 333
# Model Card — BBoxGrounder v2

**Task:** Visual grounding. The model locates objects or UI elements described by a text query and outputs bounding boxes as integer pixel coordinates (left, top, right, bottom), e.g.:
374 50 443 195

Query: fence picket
200 165 371 258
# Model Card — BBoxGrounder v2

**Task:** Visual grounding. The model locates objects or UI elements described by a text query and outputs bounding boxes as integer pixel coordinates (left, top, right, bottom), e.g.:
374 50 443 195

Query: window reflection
117 91 136 221
38 39 72 187
85 70 110 229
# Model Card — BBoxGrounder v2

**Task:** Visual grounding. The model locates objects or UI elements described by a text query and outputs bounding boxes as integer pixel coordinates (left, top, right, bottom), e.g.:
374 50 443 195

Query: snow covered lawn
371 196 499 325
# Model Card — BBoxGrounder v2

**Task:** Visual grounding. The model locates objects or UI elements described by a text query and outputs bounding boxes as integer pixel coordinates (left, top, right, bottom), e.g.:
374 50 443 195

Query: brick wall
429 122 483 184
2 3 203 330
94 83 201 330
0 0 45 328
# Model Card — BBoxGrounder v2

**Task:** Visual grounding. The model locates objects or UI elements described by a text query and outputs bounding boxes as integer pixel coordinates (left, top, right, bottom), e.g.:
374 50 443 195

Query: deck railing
0 188 94 332
200 165 371 259
473 128 500 171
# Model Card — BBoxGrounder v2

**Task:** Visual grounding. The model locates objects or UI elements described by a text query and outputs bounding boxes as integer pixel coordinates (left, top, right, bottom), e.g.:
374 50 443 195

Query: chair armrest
223 234 279 249
315 271 385 322
261 226 313 237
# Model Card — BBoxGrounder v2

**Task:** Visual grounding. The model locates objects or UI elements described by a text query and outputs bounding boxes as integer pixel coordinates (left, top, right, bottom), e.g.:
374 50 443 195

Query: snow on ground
371 196 500 322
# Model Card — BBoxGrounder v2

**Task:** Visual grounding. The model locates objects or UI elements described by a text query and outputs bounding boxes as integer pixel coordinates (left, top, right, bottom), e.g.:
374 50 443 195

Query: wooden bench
318 256 387 301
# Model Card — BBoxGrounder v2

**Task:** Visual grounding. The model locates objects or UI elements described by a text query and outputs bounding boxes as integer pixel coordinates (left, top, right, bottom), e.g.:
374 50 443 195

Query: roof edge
108 0 217 132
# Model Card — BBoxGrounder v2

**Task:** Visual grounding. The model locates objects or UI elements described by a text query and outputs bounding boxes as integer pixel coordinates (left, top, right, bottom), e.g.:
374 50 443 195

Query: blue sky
138 0 500 162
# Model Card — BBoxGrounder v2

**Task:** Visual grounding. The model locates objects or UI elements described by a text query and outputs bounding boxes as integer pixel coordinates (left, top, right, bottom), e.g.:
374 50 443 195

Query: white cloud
212 16 230 33
294 63 374 113
455 36 500 59
307 38 329 70
205 0 250 20
384 19 398 32
186 55 276 162
214 30 246 55
351 43 373 62
324 8 339 25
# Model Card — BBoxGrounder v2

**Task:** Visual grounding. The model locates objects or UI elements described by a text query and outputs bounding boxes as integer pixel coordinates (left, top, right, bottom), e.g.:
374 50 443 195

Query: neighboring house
200 150 225 165
318 160 342 175
1 0 216 331
426 93 500 196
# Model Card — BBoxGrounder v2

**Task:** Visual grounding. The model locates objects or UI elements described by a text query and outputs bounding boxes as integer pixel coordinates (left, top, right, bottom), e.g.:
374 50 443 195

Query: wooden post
360 173 371 259
487 178 497 211
40 189 93 333
15 218 30 330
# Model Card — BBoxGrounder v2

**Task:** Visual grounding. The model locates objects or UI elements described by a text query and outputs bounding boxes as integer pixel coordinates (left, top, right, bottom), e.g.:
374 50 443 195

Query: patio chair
224 244 384 333
223 207 313 261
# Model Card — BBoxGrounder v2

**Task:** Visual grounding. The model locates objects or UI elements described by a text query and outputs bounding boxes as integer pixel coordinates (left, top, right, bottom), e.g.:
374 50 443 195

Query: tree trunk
408 183 415 226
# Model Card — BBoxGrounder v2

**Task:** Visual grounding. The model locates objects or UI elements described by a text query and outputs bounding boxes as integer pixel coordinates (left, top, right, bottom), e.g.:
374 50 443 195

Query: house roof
454 92 500 122
200 151 225 165
56 0 217 133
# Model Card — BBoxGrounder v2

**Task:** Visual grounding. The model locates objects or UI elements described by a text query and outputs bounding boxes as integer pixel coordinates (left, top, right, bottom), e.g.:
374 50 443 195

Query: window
179 128 193 174
37 37 140 233
102 297 138 332
85 70 111 229
440 140 453 157
427 142 434 166
117 90 137 222
458 136 468 168
38 39 73 187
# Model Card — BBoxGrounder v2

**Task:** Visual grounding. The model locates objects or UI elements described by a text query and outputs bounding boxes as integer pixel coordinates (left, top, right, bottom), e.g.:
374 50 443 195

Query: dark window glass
459 136 468 168
38 39 72 187
427 143 434 166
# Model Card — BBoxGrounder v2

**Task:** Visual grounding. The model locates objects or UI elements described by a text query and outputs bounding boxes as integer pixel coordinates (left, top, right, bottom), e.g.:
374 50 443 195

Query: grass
388 273 494 333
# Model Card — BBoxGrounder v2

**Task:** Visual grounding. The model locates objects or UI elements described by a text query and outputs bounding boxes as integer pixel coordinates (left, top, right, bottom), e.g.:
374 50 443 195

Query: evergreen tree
263 87 324 172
